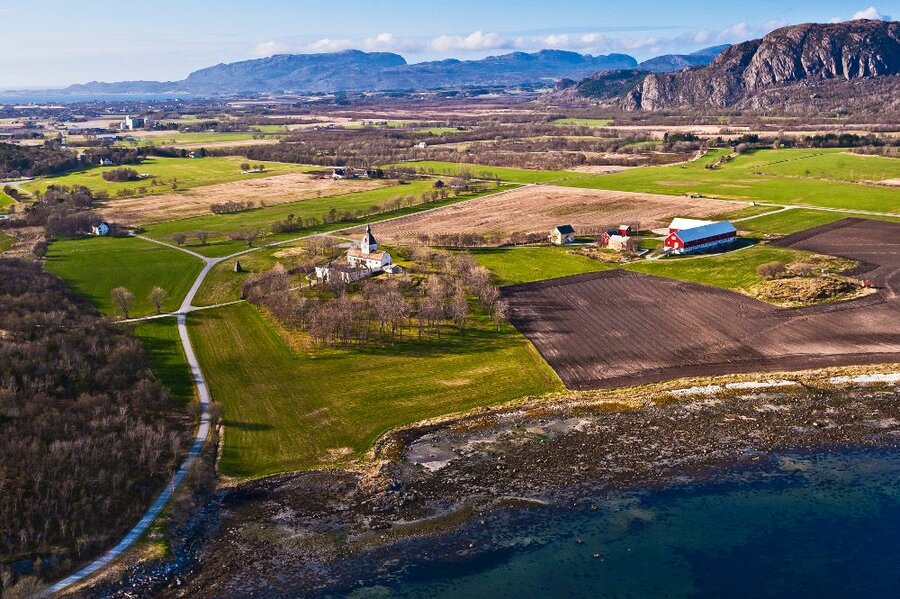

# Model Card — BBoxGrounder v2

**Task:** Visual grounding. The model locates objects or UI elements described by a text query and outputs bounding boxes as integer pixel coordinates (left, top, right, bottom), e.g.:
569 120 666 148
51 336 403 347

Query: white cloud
429 31 511 52
361 32 424 53
251 40 288 57
852 6 889 20
303 38 354 53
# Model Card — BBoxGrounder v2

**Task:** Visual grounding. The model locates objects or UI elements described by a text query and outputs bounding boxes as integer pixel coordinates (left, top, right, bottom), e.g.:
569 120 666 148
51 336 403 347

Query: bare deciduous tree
149 286 168 314
111 286 134 319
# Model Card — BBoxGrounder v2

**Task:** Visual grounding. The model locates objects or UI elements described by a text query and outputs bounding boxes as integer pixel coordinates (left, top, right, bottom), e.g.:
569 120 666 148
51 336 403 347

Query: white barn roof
669 217 715 231
674 221 737 243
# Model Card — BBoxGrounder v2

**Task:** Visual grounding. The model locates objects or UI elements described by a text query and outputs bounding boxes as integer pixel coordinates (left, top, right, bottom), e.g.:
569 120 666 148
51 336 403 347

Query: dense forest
0 258 193 589
0 142 80 179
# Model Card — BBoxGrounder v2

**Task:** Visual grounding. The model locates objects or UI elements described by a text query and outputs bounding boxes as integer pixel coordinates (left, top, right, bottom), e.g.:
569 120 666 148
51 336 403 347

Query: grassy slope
560 149 900 213
45 236 203 317
0 231 14 252
23 157 313 196
132 317 195 406
470 246 612 286
190 303 562 478
623 245 814 292
0 188 15 208
397 161 578 184
146 182 512 258
739 208 900 235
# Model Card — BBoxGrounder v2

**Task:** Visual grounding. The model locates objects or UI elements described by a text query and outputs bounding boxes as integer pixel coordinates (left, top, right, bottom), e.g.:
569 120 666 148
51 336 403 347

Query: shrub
757 261 787 280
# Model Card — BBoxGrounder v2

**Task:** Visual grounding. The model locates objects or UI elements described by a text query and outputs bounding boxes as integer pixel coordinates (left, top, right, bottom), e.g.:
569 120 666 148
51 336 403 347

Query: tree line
0 258 193 591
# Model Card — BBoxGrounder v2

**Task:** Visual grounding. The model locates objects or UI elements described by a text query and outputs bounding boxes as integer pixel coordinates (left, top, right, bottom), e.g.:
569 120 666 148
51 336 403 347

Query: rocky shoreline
73 377 900 599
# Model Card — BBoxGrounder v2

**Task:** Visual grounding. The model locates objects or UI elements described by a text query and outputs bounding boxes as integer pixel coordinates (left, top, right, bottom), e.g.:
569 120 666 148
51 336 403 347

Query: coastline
69 364 900 598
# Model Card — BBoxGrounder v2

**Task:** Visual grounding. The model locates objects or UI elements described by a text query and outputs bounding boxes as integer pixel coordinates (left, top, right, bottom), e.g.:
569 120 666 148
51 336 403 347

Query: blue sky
0 0 896 88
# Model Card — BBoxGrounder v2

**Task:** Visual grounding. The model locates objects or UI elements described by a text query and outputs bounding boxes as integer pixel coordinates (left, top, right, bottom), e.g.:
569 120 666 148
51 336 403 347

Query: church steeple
361 224 377 254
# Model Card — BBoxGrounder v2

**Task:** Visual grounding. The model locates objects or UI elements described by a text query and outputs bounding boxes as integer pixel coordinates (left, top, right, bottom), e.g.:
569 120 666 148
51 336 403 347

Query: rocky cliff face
619 20 900 111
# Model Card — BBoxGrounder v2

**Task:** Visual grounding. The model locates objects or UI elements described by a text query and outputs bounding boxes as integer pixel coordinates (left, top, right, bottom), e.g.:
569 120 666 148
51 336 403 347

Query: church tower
360 224 378 254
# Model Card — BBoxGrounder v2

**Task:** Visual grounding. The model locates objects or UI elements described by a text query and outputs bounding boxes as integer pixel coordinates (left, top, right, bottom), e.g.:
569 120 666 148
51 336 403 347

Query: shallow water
337 448 900 598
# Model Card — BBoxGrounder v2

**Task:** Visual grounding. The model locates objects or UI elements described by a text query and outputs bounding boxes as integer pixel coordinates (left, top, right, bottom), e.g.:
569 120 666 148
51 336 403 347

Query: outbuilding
663 221 737 254
667 217 714 234
549 224 576 245
91 222 110 236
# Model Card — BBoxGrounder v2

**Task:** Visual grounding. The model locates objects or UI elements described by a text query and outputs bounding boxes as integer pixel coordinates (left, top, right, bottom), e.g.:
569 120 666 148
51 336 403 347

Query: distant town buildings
120 115 147 131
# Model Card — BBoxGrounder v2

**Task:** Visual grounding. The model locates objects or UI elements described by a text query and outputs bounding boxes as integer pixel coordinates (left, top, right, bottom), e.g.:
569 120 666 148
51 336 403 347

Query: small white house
91 222 110 236
549 224 576 245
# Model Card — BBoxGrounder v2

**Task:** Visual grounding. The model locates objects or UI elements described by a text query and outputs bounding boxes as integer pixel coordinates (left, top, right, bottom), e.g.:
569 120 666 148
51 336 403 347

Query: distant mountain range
553 19 900 112
29 45 730 98
57 49 637 96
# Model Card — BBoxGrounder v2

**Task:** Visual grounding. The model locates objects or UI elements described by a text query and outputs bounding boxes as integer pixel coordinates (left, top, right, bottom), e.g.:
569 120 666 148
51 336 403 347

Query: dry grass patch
368 185 746 242
101 173 388 224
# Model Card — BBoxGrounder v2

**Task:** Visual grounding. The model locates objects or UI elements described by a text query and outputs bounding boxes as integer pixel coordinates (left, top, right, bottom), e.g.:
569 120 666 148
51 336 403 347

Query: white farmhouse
90 221 110 236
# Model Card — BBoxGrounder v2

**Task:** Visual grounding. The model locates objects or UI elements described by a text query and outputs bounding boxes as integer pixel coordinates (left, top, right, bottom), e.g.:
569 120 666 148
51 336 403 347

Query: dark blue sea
335 448 900 598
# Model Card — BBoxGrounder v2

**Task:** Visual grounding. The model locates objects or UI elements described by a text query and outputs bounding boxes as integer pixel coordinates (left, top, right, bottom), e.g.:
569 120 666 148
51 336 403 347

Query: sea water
337 448 900 598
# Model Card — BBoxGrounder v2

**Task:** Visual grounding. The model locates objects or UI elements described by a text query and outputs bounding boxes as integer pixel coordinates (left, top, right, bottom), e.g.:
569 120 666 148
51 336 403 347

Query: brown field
101 173 387 224
366 185 746 240
504 219 900 390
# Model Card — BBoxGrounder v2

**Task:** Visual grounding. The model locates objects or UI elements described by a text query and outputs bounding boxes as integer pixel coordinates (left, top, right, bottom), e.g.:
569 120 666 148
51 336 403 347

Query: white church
315 225 399 284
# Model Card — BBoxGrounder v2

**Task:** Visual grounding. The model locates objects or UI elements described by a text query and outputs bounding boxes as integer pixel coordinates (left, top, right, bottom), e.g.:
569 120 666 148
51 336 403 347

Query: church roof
362 224 377 246
348 248 388 261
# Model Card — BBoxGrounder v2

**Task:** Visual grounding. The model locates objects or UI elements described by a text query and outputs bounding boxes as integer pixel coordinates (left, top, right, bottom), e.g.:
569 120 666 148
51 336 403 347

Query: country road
42 184 527 595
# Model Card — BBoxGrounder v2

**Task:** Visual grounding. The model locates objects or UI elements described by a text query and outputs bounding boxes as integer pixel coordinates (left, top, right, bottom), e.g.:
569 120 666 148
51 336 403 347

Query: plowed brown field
101 174 386 224
505 219 900 389
367 185 746 241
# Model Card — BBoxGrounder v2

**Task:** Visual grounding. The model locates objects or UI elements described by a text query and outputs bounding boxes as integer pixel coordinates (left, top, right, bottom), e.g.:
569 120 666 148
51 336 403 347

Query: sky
0 0 896 88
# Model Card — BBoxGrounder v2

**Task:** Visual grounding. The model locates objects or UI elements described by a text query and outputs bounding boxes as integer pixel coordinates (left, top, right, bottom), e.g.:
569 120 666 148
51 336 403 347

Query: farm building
663 221 737 254
90 221 110 236
606 234 635 251
315 263 371 284
668 217 715 234
549 224 576 245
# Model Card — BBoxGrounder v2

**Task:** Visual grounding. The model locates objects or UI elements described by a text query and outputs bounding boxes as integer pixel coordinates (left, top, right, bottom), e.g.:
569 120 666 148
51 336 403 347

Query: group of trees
0 259 192 589
10 185 100 240
210 200 259 214
109 286 168 318
0 142 79 179
245 248 507 348
101 167 142 182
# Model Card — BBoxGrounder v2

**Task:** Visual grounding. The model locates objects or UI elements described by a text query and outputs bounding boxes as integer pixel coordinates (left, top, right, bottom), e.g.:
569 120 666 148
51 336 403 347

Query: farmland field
45 236 203 317
737 208 900 235
101 173 387 224
505 220 900 389
144 182 511 257
396 161 578 184
560 148 900 213
470 246 612 286
23 156 314 197
551 118 614 127
115 132 273 147
369 185 746 242
189 303 562 478
132 317 195 406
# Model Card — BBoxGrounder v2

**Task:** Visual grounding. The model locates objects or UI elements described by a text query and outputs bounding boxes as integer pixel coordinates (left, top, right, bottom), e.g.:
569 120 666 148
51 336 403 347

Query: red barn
664 221 737 254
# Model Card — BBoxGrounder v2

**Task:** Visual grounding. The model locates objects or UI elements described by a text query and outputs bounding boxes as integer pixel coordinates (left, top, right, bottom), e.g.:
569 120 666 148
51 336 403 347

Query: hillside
559 20 900 112
62 49 638 95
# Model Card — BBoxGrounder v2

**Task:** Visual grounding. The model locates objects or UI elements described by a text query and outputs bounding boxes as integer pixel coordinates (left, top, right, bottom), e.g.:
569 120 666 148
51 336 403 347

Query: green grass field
470 246 611 286
132 317 195 406
0 188 15 208
193 244 299 305
0 231 14 252
144 182 512 258
23 157 313 197
560 148 900 213
190 303 562 478
737 208 900 235
46 236 203 317
551 118 614 127
396 161 578 184
115 132 274 147
623 244 815 292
